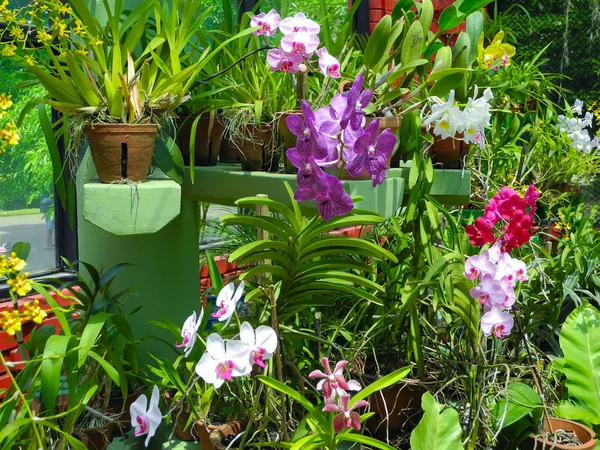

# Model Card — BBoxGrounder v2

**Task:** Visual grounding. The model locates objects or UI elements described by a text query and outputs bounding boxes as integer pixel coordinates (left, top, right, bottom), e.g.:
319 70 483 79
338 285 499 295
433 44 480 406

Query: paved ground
0 214 56 274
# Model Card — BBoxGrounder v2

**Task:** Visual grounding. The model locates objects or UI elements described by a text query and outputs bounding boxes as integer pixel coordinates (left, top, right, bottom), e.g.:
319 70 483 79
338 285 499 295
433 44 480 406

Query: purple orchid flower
340 72 372 131
287 147 328 192
346 119 397 187
286 101 329 159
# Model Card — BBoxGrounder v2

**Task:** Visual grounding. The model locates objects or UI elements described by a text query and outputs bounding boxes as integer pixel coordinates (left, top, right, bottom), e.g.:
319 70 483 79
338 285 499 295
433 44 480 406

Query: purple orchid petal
286 114 306 136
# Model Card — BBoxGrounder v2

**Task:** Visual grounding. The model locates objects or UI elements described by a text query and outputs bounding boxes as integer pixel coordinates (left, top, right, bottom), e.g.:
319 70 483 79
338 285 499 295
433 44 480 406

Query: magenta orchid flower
250 9 281 36
195 333 249 389
279 12 320 35
281 31 320 58
322 395 369 433
313 176 354 222
309 357 362 400
212 281 244 328
316 47 341 78
130 385 162 447
340 72 372 131
480 305 514 338
346 119 397 187
176 309 204 358
239 322 278 370
267 48 303 73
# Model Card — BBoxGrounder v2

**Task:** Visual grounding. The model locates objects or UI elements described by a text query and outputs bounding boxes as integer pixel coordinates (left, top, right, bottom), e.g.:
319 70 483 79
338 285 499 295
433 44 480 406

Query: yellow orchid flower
478 31 516 70
0 310 23 336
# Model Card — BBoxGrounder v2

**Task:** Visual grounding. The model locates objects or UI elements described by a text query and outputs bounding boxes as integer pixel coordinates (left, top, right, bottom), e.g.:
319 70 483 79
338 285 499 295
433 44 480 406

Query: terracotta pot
525 418 597 450
85 123 157 183
209 421 248 450
369 379 428 429
74 421 116 450
163 390 197 441
235 127 278 172
219 134 239 163
426 127 470 169
178 116 224 166
195 421 219 449
553 183 581 196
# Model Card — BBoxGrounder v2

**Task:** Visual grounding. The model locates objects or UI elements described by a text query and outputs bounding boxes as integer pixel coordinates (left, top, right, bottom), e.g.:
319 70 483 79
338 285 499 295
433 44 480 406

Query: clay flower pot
195 421 219 449
219 130 239 163
178 116 224 166
235 126 277 172
525 418 597 449
85 123 158 183
74 421 116 450
209 421 248 450
369 379 428 429
421 125 469 169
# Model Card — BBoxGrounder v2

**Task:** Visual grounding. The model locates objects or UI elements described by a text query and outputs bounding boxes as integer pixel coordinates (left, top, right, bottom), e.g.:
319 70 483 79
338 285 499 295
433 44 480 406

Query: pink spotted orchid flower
322 394 369 433
130 385 162 447
267 48 303 73
309 357 362 400
212 281 244 328
280 31 320 58
278 12 320 35
250 9 281 36
316 47 341 78
195 333 249 388
239 321 277 370
480 305 514 338
176 309 204 358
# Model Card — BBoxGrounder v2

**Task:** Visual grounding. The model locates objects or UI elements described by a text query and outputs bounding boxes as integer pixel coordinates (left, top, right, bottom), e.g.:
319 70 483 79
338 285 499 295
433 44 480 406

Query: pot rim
531 418 597 448
84 123 158 132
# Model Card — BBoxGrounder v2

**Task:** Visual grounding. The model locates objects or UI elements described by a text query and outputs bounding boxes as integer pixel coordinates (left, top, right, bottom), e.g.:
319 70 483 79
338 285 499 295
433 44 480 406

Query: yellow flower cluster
0 301 47 336
0 252 31 294
0 94 20 152
8 273 32 297
588 101 600 123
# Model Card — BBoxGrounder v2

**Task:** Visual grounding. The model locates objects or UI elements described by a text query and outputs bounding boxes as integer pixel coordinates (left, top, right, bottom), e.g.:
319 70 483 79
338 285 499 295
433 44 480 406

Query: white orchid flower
211 281 244 328
130 385 162 447
176 310 204 358
571 99 584 115
195 333 249 388
423 90 466 140
239 322 278 372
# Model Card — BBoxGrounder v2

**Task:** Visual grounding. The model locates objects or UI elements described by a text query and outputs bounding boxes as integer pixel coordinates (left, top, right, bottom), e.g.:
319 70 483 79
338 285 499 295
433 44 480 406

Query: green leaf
337 434 397 450
41 335 74 410
392 0 415 21
154 136 184 185
494 382 542 429
228 240 291 263
420 0 434 35
438 6 464 33
429 72 465 98
427 67 472 83
401 20 425 68
10 242 31 261
38 105 67 209
257 375 315 413
205 250 224 295
410 392 463 450
88 350 121 386
556 401 600 425
350 366 411 405
79 312 111 364
365 15 392 70
465 12 484 64
457 0 492 15
559 303 600 417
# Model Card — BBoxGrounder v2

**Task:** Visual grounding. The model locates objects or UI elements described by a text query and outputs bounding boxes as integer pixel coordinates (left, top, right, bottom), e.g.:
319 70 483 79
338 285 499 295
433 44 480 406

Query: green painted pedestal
77 152 200 364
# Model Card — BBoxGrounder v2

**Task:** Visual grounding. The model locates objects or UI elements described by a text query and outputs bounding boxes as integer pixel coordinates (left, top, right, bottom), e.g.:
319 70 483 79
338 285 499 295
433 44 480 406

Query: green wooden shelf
182 164 405 220
82 171 182 236
182 163 470 218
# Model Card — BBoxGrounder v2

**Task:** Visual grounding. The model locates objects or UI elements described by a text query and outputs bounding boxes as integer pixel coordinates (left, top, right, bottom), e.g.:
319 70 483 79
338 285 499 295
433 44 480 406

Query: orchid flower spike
322 395 369 433
176 310 204 358
212 281 244 328
308 357 362 400
195 333 249 388
239 321 278 370
130 385 162 447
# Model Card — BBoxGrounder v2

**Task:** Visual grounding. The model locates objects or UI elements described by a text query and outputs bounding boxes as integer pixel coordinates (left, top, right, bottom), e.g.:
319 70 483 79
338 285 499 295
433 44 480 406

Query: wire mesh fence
497 0 600 219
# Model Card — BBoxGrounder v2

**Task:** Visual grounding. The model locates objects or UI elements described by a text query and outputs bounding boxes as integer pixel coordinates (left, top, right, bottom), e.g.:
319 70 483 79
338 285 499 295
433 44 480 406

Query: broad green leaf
420 0 434 35
438 6 464 33
427 67 472 83
79 312 111 364
88 350 121 386
401 20 425 68
392 0 415 22
38 105 67 209
433 46 453 72
154 136 184 185
429 72 465 98
465 12 484 64
559 303 600 417
556 401 600 425
365 15 392 70
42 335 74 410
228 240 291 263
10 242 31 261
410 392 463 450
458 0 492 15
235 196 300 230
257 375 315 413
493 382 542 429
351 366 411 405
388 59 429 85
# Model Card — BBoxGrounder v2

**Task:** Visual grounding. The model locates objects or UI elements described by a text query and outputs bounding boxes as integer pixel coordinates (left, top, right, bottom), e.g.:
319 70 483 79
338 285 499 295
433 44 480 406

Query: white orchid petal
216 283 235 307
255 326 278 353
239 321 255 347
195 352 220 384
130 395 148 427
206 334 226 359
